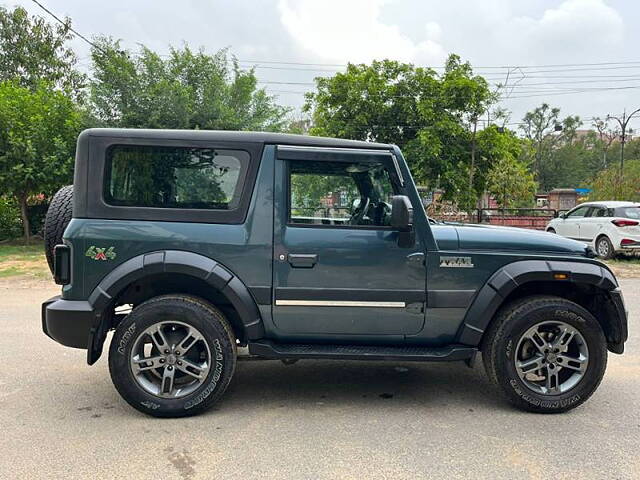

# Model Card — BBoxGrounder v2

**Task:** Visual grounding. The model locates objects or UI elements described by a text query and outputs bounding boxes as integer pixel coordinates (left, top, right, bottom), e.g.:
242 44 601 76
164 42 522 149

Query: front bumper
42 296 94 349
607 288 628 354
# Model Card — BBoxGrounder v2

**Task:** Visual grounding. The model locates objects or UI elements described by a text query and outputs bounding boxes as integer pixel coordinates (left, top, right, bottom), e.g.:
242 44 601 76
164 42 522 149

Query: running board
247 340 477 362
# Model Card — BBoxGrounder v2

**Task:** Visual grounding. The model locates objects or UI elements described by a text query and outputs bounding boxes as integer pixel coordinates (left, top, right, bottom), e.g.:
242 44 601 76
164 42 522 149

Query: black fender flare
86 250 264 364
457 259 619 346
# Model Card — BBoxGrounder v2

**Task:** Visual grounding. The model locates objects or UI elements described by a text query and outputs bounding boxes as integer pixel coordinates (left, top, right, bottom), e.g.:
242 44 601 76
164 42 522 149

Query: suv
42 129 628 417
546 201 640 259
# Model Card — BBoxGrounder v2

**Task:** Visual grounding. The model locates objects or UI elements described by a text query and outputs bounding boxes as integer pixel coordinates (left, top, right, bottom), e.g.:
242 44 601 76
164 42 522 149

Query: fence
430 208 560 231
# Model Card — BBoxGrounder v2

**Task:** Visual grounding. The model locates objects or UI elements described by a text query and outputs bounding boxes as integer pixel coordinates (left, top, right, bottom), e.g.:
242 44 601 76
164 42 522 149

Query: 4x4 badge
85 246 116 261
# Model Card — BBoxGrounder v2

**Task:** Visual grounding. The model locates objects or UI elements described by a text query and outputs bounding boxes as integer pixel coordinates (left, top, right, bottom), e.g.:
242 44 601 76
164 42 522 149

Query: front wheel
483 296 607 413
109 295 237 417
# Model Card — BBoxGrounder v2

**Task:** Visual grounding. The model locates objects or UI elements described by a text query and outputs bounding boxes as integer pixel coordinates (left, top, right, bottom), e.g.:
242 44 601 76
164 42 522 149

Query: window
567 205 590 218
592 207 607 217
618 206 640 219
105 145 249 210
288 160 397 227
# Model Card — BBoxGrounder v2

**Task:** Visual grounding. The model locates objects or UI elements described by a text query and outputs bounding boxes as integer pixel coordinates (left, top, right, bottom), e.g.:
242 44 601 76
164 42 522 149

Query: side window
567 206 589 218
593 207 607 218
105 145 249 210
288 160 397 227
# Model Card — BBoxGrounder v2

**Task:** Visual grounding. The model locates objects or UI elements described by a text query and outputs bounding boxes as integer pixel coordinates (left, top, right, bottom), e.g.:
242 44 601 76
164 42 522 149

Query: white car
546 201 640 259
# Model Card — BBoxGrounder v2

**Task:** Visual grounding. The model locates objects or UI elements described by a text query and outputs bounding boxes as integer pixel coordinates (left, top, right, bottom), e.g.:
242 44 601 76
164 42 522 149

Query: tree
519 103 582 191
0 82 81 242
89 38 289 131
0 6 84 93
593 117 619 169
304 55 497 209
486 156 537 209
589 159 640 202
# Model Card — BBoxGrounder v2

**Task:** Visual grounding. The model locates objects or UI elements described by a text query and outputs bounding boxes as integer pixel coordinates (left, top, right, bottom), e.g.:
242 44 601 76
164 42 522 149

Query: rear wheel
483 296 607 413
596 235 615 259
546 228 556 234
109 295 236 417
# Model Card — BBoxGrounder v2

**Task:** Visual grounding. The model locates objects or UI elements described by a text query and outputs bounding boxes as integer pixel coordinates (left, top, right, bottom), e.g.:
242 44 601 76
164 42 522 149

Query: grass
0 241 50 279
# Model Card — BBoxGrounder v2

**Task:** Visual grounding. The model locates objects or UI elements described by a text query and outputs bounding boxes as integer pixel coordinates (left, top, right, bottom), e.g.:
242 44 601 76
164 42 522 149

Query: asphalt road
0 279 638 480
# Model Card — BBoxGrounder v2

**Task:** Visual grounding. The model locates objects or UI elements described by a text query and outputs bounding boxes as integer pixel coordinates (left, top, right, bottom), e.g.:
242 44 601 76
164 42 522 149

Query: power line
240 58 640 70
29 0 108 55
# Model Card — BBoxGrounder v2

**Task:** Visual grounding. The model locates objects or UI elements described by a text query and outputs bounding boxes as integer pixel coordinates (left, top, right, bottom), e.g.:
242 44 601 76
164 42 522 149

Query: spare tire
44 185 73 274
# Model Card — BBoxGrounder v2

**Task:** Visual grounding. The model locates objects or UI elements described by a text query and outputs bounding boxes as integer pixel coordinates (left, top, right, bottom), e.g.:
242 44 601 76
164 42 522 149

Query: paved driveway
0 279 638 479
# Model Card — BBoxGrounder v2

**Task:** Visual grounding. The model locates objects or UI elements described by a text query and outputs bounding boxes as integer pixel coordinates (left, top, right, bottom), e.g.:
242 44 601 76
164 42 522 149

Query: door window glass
288 160 397 227
567 206 590 218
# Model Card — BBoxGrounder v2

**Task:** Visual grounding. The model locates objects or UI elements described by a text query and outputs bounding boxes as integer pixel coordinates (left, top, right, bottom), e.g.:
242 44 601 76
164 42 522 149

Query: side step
247 340 477 362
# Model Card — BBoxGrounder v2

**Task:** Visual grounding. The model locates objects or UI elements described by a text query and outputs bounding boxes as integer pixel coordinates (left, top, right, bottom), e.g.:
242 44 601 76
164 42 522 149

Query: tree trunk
468 118 478 213
18 194 30 245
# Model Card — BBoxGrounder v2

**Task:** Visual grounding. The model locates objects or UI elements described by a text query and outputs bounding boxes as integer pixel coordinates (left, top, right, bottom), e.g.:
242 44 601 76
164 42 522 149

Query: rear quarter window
104 145 249 210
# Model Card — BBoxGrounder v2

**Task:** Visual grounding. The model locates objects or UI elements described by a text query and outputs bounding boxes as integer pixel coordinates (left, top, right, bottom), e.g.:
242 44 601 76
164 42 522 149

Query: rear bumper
42 296 94 349
607 288 628 354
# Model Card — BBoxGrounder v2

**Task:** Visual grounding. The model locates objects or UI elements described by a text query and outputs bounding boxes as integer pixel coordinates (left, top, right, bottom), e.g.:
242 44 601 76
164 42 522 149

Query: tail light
611 219 639 227
53 244 71 285
621 239 639 246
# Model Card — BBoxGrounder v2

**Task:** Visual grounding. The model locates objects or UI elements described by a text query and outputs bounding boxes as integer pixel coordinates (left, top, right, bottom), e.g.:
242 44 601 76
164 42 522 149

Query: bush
0 196 22 240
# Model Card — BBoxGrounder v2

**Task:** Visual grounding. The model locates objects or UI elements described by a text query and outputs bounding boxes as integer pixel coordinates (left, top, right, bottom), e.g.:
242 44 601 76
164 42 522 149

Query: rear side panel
62 145 275 303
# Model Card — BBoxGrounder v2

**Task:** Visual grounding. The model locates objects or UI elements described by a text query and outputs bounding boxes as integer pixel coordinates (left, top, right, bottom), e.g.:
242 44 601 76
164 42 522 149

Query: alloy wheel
514 321 589 396
129 321 212 398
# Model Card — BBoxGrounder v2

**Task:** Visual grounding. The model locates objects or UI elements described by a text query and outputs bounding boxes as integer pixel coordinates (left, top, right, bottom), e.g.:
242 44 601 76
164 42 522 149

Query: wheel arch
457 259 624 353
86 250 264 364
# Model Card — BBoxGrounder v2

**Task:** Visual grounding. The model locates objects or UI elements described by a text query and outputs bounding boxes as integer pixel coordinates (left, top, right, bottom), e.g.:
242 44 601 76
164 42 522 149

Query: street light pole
607 107 640 176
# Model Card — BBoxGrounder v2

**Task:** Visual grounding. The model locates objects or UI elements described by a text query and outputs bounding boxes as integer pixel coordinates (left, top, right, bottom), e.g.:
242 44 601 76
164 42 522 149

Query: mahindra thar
41 128 628 417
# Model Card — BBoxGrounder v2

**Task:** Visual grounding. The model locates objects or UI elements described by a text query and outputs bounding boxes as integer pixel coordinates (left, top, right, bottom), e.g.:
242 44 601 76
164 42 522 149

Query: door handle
287 253 318 268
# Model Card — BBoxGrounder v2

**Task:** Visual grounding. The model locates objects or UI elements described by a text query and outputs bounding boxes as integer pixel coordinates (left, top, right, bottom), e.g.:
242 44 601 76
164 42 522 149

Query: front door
272 146 426 339
558 204 590 240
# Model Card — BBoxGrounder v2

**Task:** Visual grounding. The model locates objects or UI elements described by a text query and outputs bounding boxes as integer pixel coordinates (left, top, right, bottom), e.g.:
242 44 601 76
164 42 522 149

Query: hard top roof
80 128 393 150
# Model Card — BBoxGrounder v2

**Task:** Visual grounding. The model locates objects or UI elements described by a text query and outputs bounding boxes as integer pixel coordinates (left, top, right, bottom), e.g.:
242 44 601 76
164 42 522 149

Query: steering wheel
349 197 370 225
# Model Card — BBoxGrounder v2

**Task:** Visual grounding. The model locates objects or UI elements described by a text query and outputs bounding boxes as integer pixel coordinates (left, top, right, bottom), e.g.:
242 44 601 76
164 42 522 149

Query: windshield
617 207 640 219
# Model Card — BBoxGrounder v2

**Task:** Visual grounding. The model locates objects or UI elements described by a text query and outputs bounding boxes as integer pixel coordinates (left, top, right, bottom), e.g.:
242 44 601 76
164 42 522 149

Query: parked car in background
546 201 640 259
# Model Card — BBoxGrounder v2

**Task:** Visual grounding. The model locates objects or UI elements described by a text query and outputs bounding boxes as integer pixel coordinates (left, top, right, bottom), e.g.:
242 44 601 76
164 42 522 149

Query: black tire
483 295 607 413
546 228 556 234
43 185 73 273
109 295 237 417
596 235 615 260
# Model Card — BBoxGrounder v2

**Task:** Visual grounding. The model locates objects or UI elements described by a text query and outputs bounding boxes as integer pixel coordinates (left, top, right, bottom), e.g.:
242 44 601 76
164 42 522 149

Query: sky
6 0 640 132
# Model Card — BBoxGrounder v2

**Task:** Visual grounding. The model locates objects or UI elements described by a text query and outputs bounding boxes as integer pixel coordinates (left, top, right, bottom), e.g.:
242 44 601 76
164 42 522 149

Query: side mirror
391 195 415 248
391 195 413 231
559 213 567 219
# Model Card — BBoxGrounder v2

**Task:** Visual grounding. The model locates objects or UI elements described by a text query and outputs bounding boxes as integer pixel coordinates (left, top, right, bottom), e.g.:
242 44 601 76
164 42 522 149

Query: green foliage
89 38 290 131
0 81 81 240
519 103 586 191
486 156 538 208
0 196 22 240
304 55 497 208
589 159 640 202
0 6 84 93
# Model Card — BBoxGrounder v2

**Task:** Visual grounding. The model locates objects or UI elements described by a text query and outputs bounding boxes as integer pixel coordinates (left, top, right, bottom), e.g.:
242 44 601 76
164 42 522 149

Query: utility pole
607 107 640 176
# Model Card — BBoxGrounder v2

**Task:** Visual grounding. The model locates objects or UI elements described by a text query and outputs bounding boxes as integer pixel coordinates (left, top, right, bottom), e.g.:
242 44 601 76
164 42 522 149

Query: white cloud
505 0 624 62
277 0 446 65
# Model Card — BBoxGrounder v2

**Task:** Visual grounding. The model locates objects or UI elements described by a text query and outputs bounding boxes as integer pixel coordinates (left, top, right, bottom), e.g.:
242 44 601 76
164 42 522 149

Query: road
0 278 638 480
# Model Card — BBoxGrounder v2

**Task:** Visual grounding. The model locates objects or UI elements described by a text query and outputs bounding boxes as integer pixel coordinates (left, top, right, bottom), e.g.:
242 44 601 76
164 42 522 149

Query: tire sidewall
495 301 607 412
109 296 236 417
